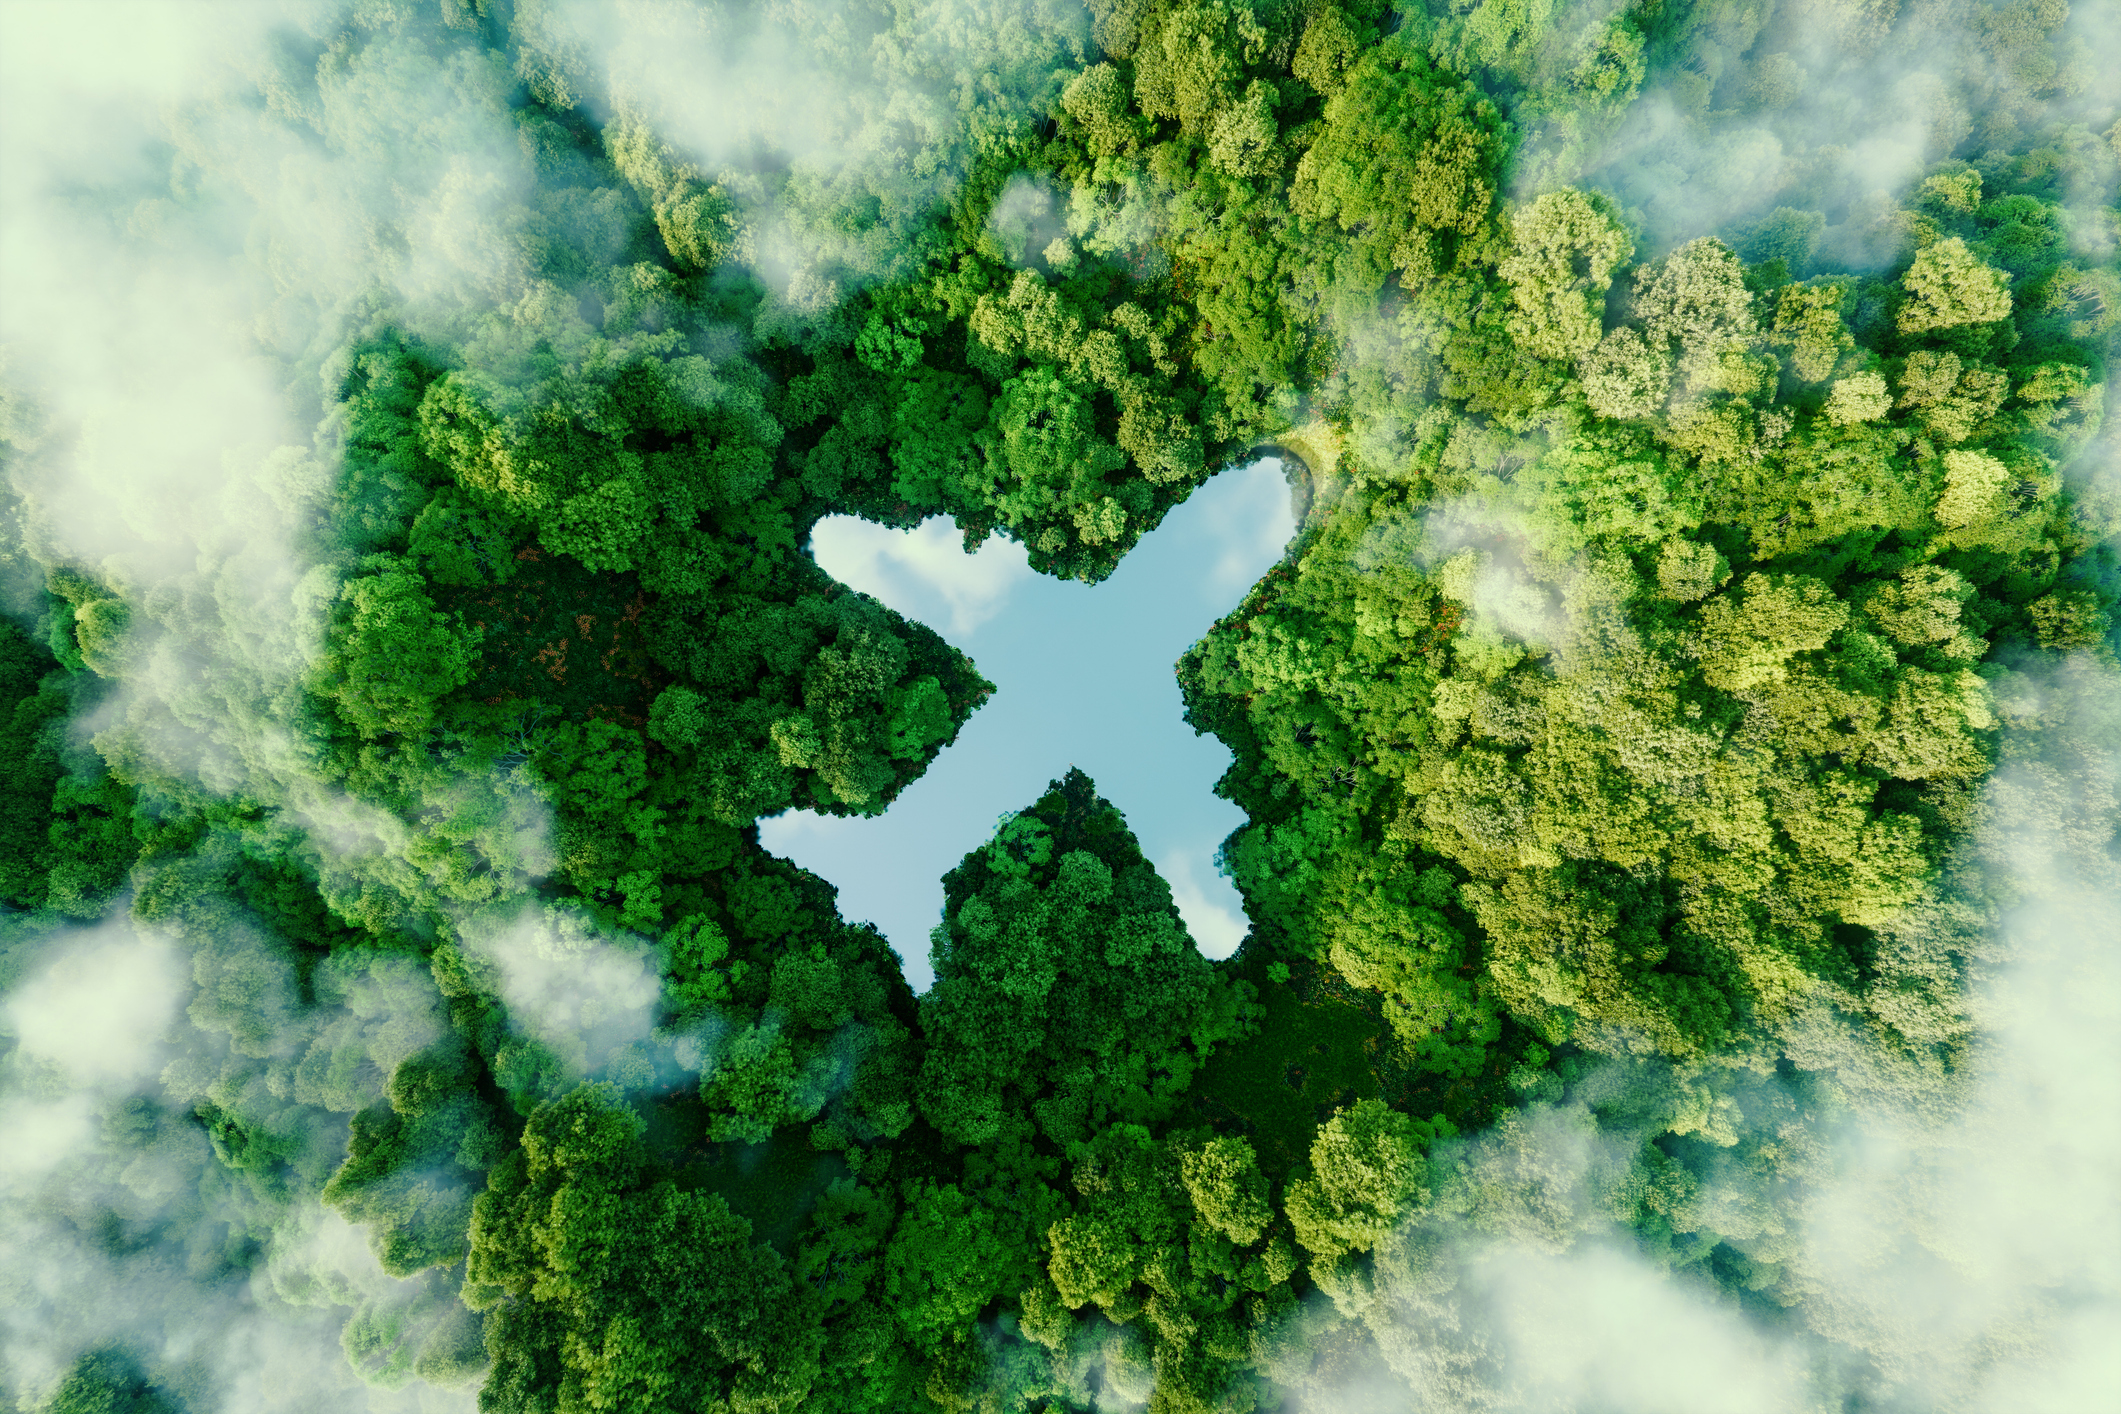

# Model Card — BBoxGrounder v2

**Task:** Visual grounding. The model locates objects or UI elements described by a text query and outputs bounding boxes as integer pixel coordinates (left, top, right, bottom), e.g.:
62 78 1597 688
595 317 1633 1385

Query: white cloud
1189 457 1298 601
1470 1243 1803 1414
810 513 1032 637
4 923 182 1090
1159 848 1248 960
461 903 665 1085
0 1095 98 1183
0 923 480 1412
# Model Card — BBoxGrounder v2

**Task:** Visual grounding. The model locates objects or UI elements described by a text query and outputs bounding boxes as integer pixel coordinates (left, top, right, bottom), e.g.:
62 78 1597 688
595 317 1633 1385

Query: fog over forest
0 1 2115 1412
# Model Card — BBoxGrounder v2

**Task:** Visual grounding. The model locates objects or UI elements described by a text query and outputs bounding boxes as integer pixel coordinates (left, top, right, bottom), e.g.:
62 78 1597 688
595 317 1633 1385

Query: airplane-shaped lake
761 458 1297 990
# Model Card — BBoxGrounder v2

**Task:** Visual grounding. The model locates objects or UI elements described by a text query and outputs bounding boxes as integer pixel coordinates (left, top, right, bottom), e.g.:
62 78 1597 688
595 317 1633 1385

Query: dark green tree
466 1083 824 1413
918 769 1254 1150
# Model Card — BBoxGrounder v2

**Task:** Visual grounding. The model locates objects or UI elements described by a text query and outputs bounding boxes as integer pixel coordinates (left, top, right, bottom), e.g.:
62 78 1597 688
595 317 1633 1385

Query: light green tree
1499 188 1634 363
313 561 482 738
1899 236 2013 332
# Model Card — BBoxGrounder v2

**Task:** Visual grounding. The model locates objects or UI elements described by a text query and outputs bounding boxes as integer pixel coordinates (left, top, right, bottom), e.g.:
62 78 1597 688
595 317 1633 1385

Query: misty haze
0 1 2115 1412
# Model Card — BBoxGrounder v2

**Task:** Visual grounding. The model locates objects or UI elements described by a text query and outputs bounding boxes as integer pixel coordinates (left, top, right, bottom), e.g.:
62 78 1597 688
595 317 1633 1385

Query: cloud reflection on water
763 458 1297 989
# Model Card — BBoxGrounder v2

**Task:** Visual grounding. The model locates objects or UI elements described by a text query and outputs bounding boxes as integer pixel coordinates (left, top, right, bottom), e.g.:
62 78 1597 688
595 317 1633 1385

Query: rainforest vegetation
1 0 2116 1410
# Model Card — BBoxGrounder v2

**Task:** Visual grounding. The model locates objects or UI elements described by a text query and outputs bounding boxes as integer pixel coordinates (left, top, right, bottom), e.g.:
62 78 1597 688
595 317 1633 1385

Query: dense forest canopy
0 0 2116 1411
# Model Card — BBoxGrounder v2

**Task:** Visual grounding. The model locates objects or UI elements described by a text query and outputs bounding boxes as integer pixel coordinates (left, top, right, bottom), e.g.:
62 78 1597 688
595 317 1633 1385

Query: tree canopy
1 0 2114 1410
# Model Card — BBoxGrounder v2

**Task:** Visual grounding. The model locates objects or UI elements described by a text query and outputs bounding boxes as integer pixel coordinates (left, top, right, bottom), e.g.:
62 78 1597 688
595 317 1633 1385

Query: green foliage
919 769 1253 1149
1186 957 1398 1175
654 851 921 1151
3 0 2113 1409
314 560 484 739
467 1083 823 1413
1037 1122 1292 1413
1178 1134 1272 1245
1175 67 2111 1080
38 1349 182 1414
605 108 747 273
1292 40 1506 296
0 619 140 916
1285 1098 1440 1263
1499 188 1633 362
322 1035 498 1276
1899 237 2015 333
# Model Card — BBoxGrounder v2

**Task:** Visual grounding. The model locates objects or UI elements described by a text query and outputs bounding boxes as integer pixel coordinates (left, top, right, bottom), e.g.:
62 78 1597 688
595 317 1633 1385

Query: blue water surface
761 458 1297 990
